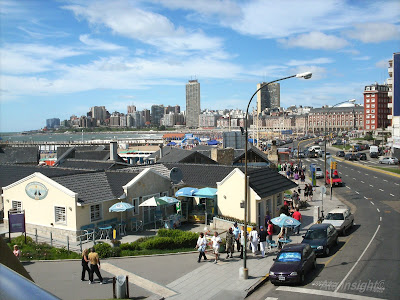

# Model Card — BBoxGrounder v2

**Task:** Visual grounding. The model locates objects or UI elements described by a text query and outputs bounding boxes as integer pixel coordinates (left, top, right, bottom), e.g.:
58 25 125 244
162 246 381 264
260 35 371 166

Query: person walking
88 247 103 284
239 226 245 259
308 184 314 201
291 190 299 209
81 249 90 281
195 232 208 263
232 222 241 252
267 220 274 243
249 226 259 256
211 232 222 264
292 208 302 235
258 226 268 258
225 228 235 259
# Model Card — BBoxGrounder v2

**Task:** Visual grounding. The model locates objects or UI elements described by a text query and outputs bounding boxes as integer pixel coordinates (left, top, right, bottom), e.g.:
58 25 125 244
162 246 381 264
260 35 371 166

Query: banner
9 212 25 233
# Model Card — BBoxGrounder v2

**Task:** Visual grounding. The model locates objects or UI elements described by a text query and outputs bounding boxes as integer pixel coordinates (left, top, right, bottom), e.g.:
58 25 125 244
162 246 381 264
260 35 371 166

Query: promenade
22 179 345 300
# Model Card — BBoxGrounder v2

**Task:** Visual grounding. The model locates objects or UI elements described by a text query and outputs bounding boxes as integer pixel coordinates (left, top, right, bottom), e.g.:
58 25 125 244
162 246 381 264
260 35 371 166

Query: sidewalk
20 178 346 300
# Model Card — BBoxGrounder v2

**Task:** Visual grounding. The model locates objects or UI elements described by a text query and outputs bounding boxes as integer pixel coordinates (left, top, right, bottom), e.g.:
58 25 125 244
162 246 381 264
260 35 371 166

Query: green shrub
9 235 34 247
119 243 131 251
109 247 121 257
140 237 174 250
121 250 136 256
94 242 112 258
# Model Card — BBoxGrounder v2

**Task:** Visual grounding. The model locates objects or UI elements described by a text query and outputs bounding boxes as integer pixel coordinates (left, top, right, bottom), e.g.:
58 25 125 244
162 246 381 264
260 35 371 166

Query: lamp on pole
323 99 356 215
241 71 312 279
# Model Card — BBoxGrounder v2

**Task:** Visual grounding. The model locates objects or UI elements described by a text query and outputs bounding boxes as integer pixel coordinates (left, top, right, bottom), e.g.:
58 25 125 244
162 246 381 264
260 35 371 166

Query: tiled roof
147 146 174 160
105 171 140 199
0 146 39 164
116 164 172 178
55 159 131 171
156 148 217 164
233 144 270 164
248 167 296 198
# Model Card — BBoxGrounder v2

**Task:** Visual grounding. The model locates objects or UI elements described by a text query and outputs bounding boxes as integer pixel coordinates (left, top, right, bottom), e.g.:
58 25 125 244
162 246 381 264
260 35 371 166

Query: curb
246 273 269 297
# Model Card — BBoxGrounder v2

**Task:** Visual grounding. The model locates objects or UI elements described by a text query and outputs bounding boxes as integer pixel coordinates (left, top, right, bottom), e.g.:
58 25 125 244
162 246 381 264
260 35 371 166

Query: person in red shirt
267 220 274 242
292 208 302 235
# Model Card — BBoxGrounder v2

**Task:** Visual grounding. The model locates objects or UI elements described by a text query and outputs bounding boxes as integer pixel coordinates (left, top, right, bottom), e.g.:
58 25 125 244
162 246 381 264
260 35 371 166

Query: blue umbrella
194 187 217 198
109 202 135 222
175 187 199 197
167 141 177 146
271 213 301 228
207 140 219 145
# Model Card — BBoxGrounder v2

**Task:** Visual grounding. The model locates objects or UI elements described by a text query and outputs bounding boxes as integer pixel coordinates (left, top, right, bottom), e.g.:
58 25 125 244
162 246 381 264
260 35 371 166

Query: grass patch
332 145 351 150
373 167 400 174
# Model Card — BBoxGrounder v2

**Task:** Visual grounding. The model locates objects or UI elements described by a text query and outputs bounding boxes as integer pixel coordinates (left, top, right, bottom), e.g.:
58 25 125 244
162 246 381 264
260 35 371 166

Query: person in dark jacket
81 248 90 281
225 228 235 259
279 204 290 216
258 226 268 257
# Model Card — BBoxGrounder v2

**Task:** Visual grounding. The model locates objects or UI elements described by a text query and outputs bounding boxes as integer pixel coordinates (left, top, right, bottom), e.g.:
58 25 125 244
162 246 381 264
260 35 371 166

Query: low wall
212 217 252 232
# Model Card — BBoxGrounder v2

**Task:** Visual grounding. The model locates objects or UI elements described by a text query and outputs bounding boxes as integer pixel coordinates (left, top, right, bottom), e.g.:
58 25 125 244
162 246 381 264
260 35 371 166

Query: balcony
388 115 392 120
388 102 393 108
387 78 393 86
388 91 393 97
388 67 393 76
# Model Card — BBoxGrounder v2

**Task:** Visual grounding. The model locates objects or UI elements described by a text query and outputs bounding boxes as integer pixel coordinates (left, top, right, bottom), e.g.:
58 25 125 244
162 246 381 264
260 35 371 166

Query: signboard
9 211 25 233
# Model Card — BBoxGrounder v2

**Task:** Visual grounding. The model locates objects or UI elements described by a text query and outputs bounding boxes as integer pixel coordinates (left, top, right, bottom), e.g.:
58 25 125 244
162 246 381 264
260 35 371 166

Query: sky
1 0 399 132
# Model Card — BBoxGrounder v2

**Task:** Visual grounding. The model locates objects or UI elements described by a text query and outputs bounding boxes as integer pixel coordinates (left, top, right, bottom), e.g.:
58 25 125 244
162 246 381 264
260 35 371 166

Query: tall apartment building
363 83 391 131
388 52 400 158
141 109 151 125
46 118 60 129
127 105 136 114
186 79 201 128
174 105 181 114
199 113 218 128
110 112 121 127
90 106 107 124
151 105 164 126
257 82 280 115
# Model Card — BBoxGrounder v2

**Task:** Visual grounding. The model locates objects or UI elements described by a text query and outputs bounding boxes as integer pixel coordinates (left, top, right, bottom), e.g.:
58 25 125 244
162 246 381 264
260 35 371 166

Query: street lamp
241 71 312 279
323 99 356 215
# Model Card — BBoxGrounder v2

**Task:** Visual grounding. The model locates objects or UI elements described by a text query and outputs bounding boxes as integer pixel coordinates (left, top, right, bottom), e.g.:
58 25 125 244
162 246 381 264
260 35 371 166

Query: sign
9 212 25 233
25 182 48 200
321 186 327 195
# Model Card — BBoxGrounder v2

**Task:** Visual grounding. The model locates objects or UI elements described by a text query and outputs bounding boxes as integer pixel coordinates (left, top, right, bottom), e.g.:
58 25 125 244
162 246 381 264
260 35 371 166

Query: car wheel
335 238 339 246
299 272 305 285
342 227 346 236
313 258 317 269
324 247 330 256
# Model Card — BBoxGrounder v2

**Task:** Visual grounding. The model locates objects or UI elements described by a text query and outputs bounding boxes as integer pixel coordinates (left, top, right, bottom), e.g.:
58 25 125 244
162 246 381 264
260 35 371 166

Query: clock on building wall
25 182 48 200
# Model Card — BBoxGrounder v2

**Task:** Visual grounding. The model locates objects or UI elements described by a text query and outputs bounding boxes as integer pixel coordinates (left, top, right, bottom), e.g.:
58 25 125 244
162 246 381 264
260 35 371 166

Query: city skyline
1 0 399 132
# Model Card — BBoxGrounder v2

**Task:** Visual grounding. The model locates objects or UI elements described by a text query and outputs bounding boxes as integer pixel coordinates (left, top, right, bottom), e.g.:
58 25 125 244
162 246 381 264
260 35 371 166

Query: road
249 143 400 300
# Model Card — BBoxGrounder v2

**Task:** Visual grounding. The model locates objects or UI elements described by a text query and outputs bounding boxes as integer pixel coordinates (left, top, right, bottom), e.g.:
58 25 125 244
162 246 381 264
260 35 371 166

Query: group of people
81 247 104 284
278 162 306 182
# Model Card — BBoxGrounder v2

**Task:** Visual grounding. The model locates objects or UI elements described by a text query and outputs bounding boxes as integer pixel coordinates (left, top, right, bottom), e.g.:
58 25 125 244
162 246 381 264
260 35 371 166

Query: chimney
159 144 163 160
110 141 118 161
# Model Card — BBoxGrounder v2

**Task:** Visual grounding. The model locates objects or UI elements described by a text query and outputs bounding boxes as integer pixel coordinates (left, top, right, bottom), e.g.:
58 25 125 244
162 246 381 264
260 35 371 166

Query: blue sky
1 0 399 132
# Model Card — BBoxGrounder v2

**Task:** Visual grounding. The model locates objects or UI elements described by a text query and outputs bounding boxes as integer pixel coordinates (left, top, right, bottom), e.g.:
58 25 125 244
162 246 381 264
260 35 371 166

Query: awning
175 187 199 197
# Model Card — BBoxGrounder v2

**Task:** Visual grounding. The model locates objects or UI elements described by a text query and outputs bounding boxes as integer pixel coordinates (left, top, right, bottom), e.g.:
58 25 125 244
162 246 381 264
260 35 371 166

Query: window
371 125 375 129
90 204 102 222
366 120 370 124
366 94 370 97
132 197 139 215
55 206 66 224
366 125 370 129
372 98 375 102
366 109 370 113
372 120 375 124
11 200 22 211
366 104 370 108
371 110 375 113
277 194 282 206
371 104 375 108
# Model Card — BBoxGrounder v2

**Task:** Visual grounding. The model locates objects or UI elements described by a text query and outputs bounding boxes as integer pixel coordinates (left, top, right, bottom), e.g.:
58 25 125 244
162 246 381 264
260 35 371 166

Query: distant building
199 113 218 128
387 53 400 158
151 105 164 126
127 105 136 114
141 109 151 125
363 83 391 131
90 106 107 125
257 82 280 114
174 105 181 114
186 79 201 128
110 112 121 127
46 118 60 129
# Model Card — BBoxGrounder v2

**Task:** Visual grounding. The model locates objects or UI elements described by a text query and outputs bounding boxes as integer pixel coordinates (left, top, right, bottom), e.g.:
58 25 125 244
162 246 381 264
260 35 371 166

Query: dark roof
247 168 296 198
0 146 39 164
309 106 364 113
116 164 172 178
0 164 94 189
74 150 110 160
52 172 116 204
105 171 140 199
157 148 217 164
233 144 270 164
147 146 174 160
191 145 217 151
55 159 131 171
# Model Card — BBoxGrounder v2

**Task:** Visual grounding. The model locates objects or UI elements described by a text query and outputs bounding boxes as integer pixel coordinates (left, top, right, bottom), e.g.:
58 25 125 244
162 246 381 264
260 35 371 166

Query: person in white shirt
195 232 208 263
239 226 246 259
211 231 222 263
249 226 259 256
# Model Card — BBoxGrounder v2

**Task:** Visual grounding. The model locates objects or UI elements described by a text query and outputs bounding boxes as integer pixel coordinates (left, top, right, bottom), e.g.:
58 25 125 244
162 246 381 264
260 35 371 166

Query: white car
315 167 324 179
322 208 354 235
378 157 399 165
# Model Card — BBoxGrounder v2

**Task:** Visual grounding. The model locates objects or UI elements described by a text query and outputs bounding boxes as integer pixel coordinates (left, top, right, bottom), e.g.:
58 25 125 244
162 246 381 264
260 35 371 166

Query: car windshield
276 251 301 262
326 213 344 220
316 167 322 171
332 174 340 179
304 228 327 239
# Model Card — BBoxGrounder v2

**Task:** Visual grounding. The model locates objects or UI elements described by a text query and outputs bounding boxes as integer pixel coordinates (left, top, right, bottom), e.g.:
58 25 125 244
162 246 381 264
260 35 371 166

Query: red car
326 170 343 187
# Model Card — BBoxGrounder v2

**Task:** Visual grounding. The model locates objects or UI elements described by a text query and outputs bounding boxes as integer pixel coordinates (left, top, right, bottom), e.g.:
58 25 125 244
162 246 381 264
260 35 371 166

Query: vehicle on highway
301 223 338 256
379 157 399 165
322 208 354 235
314 166 324 178
326 170 343 186
345 153 357 161
269 243 316 285
325 152 332 159
336 150 345 157
356 152 367 160
308 145 321 154
369 145 379 154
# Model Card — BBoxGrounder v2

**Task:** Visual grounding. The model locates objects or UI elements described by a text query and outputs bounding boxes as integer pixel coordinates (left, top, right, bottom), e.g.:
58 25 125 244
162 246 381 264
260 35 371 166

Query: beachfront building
257 82 280 115
186 79 201 128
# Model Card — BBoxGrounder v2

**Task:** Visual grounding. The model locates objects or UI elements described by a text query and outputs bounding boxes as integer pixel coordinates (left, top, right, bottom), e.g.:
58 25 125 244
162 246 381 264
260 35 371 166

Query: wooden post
35 228 38 243
67 236 70 252
50 232 53 247
126 275 129 298
112 277 116 299
79 238 82 253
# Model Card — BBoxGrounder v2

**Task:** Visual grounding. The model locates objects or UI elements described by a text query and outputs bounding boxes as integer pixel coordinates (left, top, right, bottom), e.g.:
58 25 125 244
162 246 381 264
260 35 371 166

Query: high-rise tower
257 82 280 115
186 79 200 128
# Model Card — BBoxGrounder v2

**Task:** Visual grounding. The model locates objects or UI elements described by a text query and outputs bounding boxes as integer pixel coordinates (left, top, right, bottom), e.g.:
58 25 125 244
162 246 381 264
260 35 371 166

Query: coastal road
248 153 400 300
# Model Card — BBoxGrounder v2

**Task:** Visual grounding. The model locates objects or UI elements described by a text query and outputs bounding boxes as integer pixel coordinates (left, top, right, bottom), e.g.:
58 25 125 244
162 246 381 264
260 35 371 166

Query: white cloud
345 23 400 43
375 59 389 69
63 1 224 55
352 56 371 61
279 32 349 50
286 58 334 66
79 35 125 51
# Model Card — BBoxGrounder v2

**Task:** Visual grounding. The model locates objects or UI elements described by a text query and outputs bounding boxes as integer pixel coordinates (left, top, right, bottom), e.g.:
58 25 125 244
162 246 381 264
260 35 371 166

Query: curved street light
241 71 312 279
323 99 356 216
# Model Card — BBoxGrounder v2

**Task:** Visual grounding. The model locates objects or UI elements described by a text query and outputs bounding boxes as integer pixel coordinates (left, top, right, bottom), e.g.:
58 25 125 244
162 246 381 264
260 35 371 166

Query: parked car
356 153 367 160
315 167 324 179
301 223 338 256
326 170 343 186
345 153 357 161
379 157 399 165
370 152 379 158
322 208 354 235
336 150 345 157
269 243 316 285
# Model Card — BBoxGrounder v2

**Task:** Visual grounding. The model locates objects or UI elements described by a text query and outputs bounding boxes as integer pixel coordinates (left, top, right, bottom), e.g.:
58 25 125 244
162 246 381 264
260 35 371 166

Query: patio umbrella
109 201 135 222
175 187 199 197
193 187 217 198
139 196 179 207
271 213 301 228
207 140 219 145
167 141 177 146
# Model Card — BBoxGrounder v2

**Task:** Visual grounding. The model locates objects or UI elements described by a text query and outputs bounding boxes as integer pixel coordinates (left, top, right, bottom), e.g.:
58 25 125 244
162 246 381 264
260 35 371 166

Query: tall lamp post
323 99 356 214
241 71 312 279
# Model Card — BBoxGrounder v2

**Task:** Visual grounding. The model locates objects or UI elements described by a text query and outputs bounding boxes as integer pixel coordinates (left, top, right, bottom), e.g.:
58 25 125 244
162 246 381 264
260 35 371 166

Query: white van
370 145 378 153
308 145 322 153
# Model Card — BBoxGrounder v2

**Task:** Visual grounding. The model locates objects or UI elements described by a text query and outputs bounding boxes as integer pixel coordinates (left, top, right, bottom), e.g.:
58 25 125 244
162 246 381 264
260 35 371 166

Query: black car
269 243 316 285
370 152 379 158
301 223 338 256
345 153 357 161
336 150 345 157
356 153 367 160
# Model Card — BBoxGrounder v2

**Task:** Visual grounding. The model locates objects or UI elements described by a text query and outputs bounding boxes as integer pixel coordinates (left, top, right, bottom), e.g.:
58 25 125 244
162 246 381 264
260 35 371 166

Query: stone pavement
21 177 347 300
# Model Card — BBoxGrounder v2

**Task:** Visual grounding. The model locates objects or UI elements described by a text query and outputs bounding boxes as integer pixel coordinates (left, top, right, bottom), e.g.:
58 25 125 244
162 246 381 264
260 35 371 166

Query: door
257 201 264 227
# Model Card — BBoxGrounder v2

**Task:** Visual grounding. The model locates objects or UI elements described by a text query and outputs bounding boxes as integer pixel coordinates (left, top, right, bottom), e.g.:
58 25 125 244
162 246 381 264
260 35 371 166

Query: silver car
322 208 354 235
378 157 399 165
